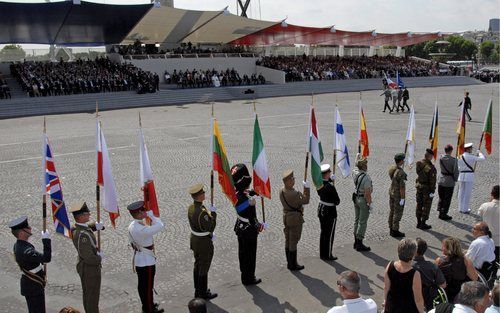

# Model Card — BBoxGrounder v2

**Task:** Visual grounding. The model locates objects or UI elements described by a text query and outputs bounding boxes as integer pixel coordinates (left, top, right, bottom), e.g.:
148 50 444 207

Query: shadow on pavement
361 251 391 268
244 285 298 313
292 271 339 308
206 302 230 313
449 219 473 231
323 260 377 296
426 229 449 242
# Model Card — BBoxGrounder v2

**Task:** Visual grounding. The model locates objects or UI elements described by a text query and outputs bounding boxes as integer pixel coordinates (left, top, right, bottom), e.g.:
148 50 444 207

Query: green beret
394 153 406 162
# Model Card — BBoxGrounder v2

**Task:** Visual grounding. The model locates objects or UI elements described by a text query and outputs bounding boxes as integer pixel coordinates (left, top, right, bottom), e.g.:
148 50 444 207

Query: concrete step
3 76 29 99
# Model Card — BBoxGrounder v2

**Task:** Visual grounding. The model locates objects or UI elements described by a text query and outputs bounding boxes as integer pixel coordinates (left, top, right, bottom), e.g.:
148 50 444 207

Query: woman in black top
384 239 424 313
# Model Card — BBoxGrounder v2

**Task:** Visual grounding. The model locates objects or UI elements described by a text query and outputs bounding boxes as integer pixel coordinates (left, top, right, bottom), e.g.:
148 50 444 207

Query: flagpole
95 103 101 250
358 92 362 154
253 99 266 223
42 117 48 275
304 94 313 182
456 96 465 159
210 103 215 206
332 102 337 186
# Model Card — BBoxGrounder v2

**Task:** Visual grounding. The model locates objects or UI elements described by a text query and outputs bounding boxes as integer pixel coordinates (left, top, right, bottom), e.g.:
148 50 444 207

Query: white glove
41 231 50 239
330 174 336 181
146 210 155 218
211 233 216 242
429 193 434 198
262 222 269 230
95 222 104 231
97 251 104 259
303 180 311 188
399 199 405 206
249 196 257 206
368 203 374 213
209 205 217 213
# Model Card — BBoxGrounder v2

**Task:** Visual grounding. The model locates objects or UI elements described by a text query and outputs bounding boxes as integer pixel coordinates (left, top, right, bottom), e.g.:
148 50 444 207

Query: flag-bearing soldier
128 200 165 313
188 183 218 300
388 153 407 238
279 169 310 271
415 149 437 230
458 143 486 213
9 216 51 313
69 202 104 313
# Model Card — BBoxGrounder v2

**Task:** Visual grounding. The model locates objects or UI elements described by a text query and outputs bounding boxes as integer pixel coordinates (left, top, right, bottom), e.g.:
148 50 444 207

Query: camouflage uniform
415 158 437 224
388 164 407 232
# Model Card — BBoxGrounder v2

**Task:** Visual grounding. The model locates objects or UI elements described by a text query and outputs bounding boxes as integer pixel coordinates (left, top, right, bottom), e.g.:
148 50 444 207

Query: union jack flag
43 134 72 238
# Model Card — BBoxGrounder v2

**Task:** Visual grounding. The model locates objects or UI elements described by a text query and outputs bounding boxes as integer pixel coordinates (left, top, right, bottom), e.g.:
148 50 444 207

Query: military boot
356 239 371 252
193 270 201 297
353 236 359 250
285 249 293 270
390 229 405 237
420 220 432 230
199 275 218 300
289 250 304 271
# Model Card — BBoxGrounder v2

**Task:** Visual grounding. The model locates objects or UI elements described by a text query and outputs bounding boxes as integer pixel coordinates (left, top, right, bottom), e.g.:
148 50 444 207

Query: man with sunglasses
9 216 51 313
327 271 377 313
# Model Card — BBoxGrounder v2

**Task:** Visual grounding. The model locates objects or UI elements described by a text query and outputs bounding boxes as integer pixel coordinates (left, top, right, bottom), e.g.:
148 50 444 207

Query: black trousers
136 265 155 313
318 205 337 259
237 235 258 283
25 294 45 313
402 99 410 111
437 185 454 214
383 101 392 112
496 246 499 263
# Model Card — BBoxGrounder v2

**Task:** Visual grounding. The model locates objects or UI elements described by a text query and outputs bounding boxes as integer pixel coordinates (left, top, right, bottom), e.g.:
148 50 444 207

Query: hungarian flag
482 99 493 154
429 103 439 160
405 105 416 167
252 114 271 199
358 100 369 157
43 133 72 238
456 99 467 157
139 126 159 217
335 107 351 177
308 106 324 189
212 118 237 204
96 121 120 226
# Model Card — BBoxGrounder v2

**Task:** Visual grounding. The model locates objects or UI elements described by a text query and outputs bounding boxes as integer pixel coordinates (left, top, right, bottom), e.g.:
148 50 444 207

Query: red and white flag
96 121 120 226
139 126 159 216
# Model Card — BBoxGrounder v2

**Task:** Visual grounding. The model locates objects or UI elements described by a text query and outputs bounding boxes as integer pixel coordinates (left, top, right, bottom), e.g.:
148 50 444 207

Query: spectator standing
478 185 499 261
326 271 377 313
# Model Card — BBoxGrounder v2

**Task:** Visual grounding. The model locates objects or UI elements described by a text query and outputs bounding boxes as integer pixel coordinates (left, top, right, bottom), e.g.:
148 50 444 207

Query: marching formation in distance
8 88 496 313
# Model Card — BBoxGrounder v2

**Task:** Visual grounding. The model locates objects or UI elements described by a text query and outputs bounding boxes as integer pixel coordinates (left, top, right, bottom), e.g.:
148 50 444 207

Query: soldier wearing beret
415 149 437 230
231 163 265 285
279 170 310 271
9 216 51 313
128 201 165 313
188 183 217 299
388 153 407 238
317 164 340 260
352 154 373 252
69 202 104 313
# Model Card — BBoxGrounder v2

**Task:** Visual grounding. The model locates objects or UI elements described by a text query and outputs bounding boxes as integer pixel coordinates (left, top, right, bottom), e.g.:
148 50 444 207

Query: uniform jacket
280 186 310 226
189 201 217 250
317 179 340 218
128 214 164 267
352 168 372 196
389 165 407 198
403 89 409 100
72 223 101 269
13 239 51 296
458 151 485 182
234 190 261 237
438 154 459 187
415 159 437 192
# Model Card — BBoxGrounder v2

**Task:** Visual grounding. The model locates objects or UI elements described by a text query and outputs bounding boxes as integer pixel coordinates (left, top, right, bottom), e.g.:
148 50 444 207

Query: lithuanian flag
212 118 237 204
429 103 439 160
481 99 493 154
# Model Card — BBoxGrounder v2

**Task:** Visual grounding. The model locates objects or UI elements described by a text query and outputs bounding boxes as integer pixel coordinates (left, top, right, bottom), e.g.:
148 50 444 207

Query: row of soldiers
8 142 486 313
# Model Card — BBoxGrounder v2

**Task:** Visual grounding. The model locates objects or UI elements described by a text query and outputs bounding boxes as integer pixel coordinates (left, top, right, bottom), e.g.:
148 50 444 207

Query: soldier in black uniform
9 216 51 313
317 164 341 261
188 183 217 299
231 163 265 285
458 91 472 121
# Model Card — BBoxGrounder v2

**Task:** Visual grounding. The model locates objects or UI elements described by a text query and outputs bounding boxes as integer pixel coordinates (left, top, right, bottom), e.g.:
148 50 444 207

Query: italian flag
212 118 237 204
482 99 492 154
308 106 324 189
252 114 271 199
96 121 120 227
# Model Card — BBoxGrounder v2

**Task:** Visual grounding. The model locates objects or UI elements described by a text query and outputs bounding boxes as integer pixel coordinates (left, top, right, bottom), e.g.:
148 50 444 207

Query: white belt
319 200 335 206
237 215 249 223
191 230 210 237
26 264 43 274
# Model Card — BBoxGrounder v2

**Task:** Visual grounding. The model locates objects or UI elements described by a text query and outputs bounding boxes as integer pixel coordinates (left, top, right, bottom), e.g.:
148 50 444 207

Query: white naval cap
320 164 331 173
464 143 473 149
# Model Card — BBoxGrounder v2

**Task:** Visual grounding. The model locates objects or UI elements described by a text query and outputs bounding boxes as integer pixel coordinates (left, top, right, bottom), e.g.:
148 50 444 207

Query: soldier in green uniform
415 149 437 230
279 169 310 271
388 153 407 238
188 183 217 300
69 202 104 313
352 154 373 252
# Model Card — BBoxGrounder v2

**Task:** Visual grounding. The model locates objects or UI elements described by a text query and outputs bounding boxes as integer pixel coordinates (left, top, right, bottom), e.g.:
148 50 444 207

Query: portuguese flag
308 106 324 189
252 114 271 199
482 99 493 154
212 118 237 204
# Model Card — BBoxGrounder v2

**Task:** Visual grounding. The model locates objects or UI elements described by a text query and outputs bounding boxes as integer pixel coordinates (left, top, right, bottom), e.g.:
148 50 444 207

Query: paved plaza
0 83 498 312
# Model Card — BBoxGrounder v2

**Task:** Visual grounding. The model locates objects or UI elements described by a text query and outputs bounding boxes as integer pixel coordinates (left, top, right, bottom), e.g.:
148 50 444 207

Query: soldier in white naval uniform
457 143 485 213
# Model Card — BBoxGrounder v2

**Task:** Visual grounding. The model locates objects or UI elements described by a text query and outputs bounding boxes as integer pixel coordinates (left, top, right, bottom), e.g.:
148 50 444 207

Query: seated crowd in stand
116 40 246 56
257 55 439 82
10 57 159 97
0 72 12 99
164 68 265 88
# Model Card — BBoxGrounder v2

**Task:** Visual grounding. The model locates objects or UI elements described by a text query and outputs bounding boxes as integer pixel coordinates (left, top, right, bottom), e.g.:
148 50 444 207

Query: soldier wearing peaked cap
388 153 407 238
128 201 165 313
280 169 310 271
317 164 340 261
458 143 486 213
415 149 437 230
188 184 217 300
9 216 51 313
69 202 104 313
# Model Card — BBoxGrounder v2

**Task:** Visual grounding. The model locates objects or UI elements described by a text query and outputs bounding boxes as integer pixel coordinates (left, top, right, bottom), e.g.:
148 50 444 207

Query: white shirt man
466 222 496 270
327 271 377 313
457 143 485 213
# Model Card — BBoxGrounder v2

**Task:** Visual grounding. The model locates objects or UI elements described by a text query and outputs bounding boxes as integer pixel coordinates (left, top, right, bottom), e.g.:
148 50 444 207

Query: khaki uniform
388 165 407 231
415 159 437 221
279 187 310 251
72 224 101 313
188 201 216 297
352 168 373 240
